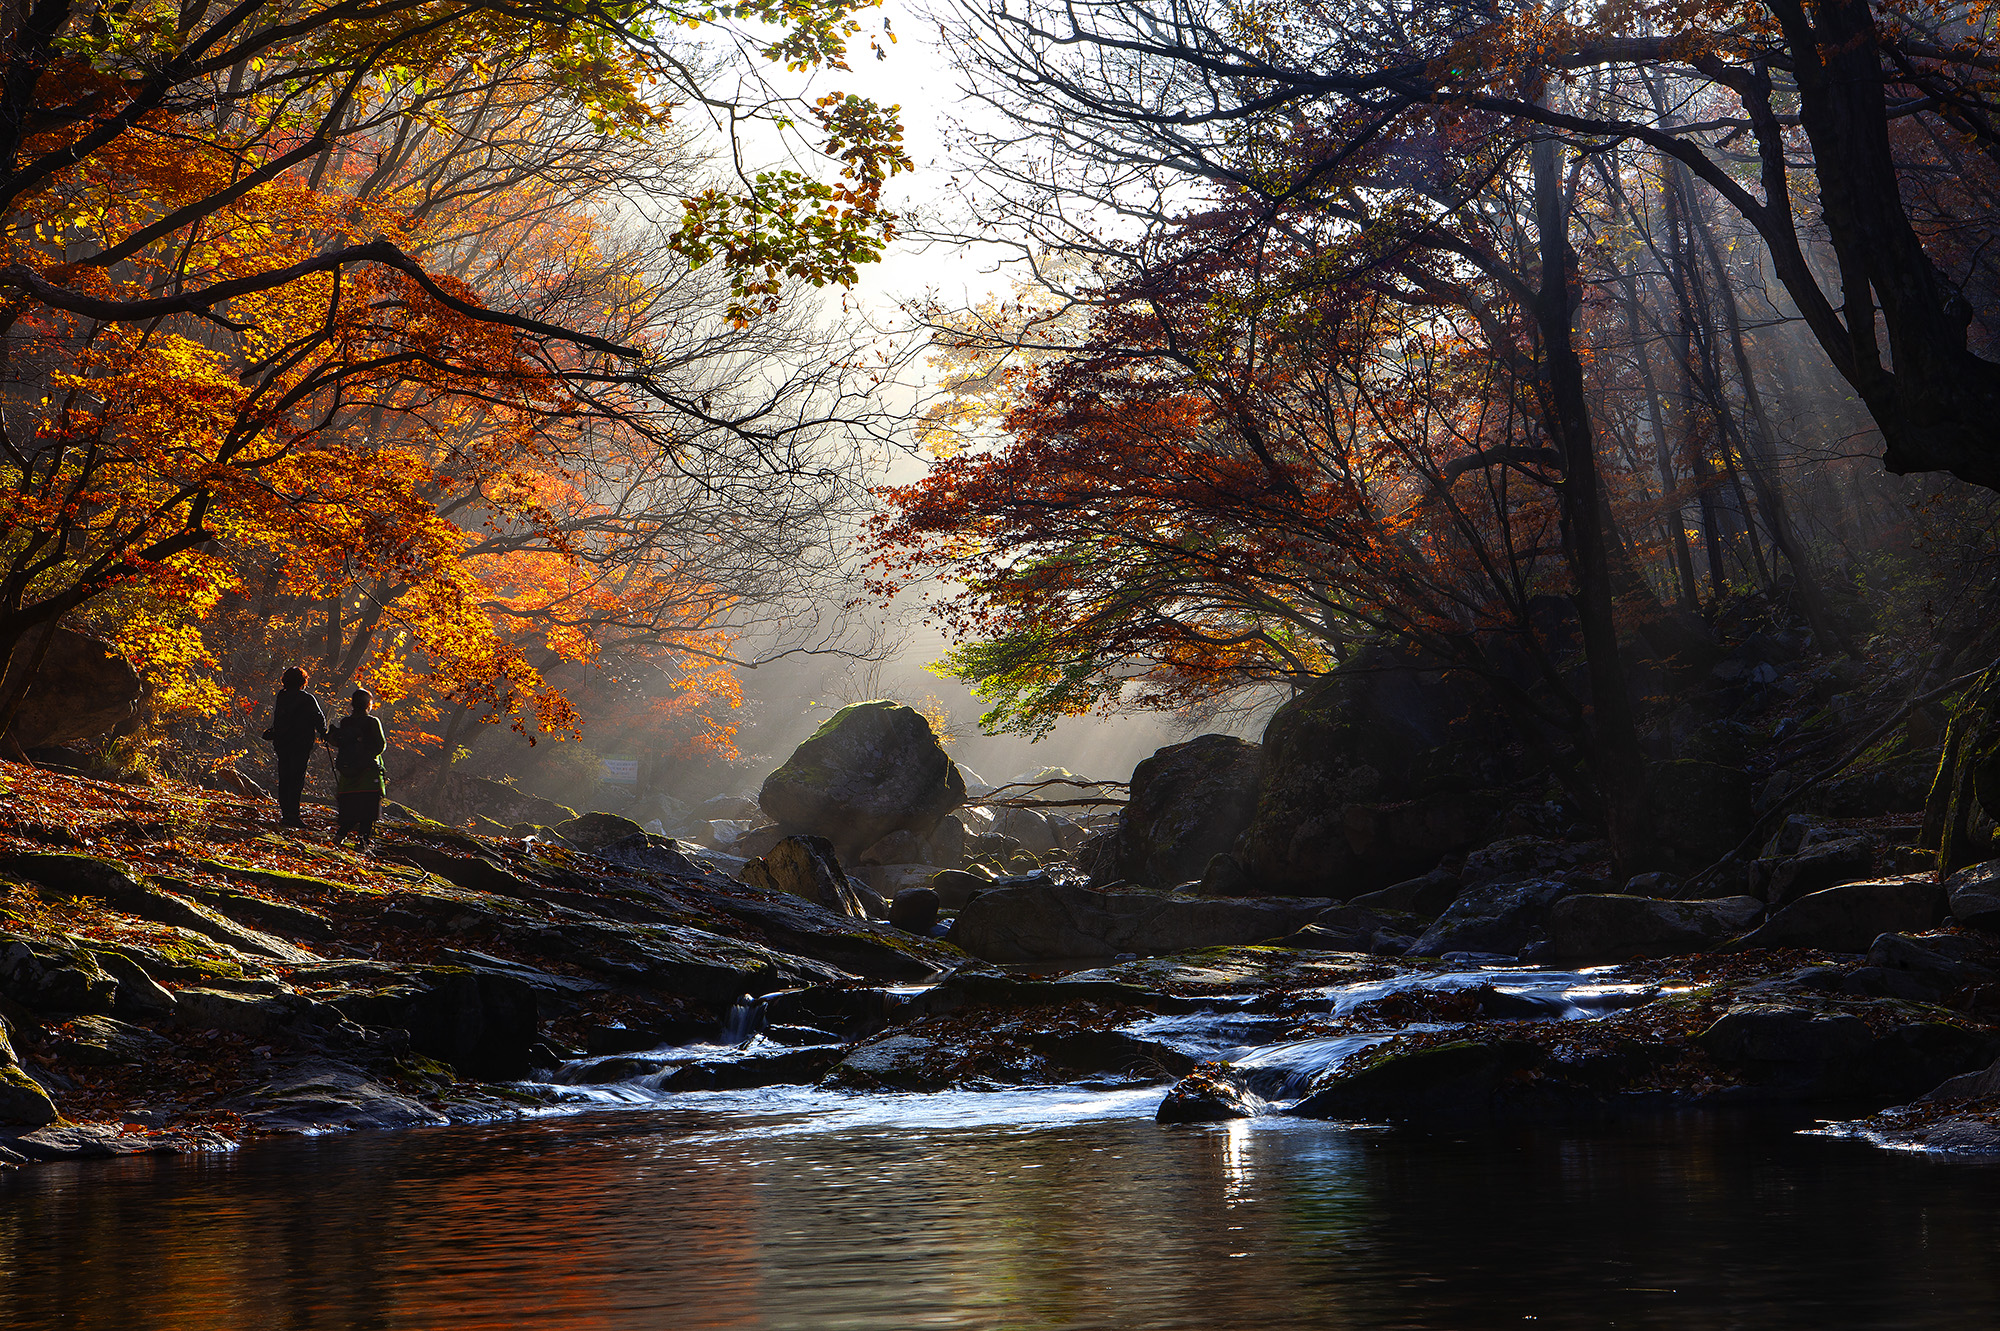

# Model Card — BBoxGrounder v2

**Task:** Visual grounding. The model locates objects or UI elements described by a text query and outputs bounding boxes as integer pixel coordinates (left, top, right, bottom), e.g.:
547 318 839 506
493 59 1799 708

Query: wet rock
1287 1039 1548 1121
946 880 1330 963
223 1055 449 1132
1406 878 1573 958
1283 904 1418 955
738 835 869 920
1731 878 1946 954
823 1022 1192 1092
1699 1000 1996 1101
888 887 940 935
1348 867 1462 917
0 629 142 749
1543 895 1764 963
758 700 966 856
1945 860 2000 932
1115 735 1264 889
1 933 119 1014
1156 1062 1264 1123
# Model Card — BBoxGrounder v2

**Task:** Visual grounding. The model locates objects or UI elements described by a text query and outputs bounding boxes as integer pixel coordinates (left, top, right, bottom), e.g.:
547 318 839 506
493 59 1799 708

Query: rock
1240 651 1514 895
888 888 941 934
1282 903 1417 955
1156 1063 1264 1123
592 832 704 876
926 869 989 910
553 812 645 852
1074 829 1122 884
946 879 1330 963
182 869 338 940
1460 837 1606 887
1543 895 1764 962
1196 853 1252 897
1946 860 2000 931
858 829 930 865
1622 871 1680 897
1643 760 1756 870
0 1064 59 1127
433 774 577 829
1863 932 2000 997
323 966 539 1078
1348 867 1462 917
967 832 1025 865
1700 1003 1875 1067
1406 878 1572 958
758 701 966 856
988 807 1060 855
739 835 868 920
823 1021 1193 1092
1 933 119 1014
0 629 142 749
1116 735 1264 889
1288 1039 1547 1121
173 988 358 1043
924 816 967 870
53 1014 172 1065
1731 877 1947 954
702 794 763 821
3 853 317 962
1763 834 1879 908
88 950 176 1015
224 1055 449 1132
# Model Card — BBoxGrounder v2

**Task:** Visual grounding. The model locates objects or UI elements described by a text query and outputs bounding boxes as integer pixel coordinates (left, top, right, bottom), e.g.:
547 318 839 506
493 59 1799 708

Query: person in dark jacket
325 688 388 848
263 667 328 828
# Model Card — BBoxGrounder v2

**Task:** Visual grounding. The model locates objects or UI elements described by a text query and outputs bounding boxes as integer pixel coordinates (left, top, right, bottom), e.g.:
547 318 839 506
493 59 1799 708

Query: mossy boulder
1112 734 1264 889
758 701 965 857
1240 652 1515 896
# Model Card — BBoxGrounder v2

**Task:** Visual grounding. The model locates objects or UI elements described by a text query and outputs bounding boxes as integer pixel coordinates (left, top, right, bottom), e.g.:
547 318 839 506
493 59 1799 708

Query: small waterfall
718 993 765 1046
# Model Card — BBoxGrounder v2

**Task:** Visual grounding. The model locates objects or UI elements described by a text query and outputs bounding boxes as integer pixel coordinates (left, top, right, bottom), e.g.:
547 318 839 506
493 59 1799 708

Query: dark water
2 1090 1993 1330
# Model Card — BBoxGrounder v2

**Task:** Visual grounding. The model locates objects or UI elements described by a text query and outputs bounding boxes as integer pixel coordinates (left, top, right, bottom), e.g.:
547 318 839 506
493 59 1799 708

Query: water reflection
3 1103 1996 1330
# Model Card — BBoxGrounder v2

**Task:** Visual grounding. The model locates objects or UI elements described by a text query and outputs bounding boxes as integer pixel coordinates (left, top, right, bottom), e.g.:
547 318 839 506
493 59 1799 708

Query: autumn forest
11 0 2000 1322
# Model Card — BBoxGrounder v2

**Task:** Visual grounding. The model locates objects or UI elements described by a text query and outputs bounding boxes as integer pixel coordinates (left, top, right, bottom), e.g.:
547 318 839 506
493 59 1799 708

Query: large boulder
1730 877 1947 953
323 965 540 1079
739 835 869 920
1543 894 1764 962
0 629 142 749
1406 878 1572 958
1946 859 2000 931
1114 734 1264 888
758 701 965 856
946 879 1329 963
1240 652 1514 896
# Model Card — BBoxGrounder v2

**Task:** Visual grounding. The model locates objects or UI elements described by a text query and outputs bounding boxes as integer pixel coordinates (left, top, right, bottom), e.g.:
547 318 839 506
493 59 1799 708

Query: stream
4 965 1995 1328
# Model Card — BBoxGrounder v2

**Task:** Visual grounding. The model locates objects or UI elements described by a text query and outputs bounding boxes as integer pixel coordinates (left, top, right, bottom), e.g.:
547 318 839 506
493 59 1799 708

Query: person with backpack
262 666 328 828
325 688 388 848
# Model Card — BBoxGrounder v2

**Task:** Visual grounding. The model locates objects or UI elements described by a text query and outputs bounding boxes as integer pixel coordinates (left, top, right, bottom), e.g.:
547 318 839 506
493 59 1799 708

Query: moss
152 937 245 980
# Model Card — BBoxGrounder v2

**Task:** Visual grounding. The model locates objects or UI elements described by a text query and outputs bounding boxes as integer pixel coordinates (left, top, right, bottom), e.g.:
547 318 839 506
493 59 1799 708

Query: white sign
601 757 639 786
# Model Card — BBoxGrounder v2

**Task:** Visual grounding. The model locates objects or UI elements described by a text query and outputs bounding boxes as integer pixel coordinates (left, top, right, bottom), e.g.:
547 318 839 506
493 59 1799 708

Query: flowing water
5 965 1996 1329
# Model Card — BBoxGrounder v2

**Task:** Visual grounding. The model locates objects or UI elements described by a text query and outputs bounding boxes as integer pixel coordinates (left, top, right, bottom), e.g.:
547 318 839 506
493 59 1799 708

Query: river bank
7 757 2000 1167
